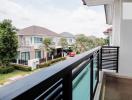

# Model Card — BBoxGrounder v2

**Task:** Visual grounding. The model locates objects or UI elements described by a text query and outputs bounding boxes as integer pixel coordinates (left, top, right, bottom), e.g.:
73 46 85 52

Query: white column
111 0 121 46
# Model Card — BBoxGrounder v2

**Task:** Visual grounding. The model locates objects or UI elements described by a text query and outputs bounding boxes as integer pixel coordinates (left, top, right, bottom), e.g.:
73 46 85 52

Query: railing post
62 71 72 100
116 47 119 73
90 55 93 100
97 51 100 83
100 47 102 71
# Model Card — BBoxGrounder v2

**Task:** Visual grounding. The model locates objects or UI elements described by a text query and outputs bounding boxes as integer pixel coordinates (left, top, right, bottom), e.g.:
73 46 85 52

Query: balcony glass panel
93 55 98 91
73 63 90 100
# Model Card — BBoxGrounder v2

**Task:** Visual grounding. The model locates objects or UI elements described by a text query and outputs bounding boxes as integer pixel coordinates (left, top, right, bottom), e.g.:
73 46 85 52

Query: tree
0 19 18 67
59 38 68 57
75 34 107 53
95 38 106 46
76 34 88 53
104 36 109 45
43 37 53 62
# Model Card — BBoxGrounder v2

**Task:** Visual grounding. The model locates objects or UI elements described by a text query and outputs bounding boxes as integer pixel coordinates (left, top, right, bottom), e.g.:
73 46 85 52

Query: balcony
100 73 132 100
0 46 119 100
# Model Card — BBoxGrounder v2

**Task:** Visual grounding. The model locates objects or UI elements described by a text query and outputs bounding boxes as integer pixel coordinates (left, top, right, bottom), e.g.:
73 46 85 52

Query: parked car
68 52 76 57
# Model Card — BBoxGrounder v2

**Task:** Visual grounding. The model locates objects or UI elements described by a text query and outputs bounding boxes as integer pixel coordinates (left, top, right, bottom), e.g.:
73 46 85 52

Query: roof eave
104 4 113 25
82 0 114 6
82 0 114 25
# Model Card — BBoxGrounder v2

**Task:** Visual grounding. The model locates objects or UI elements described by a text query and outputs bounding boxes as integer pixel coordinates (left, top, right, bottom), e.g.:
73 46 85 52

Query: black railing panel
0 47 101 100
101 46 119 72
0 46 119 100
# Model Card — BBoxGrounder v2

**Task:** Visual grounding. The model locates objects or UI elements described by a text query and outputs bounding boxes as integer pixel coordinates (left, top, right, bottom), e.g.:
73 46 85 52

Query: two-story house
60 32 76 46
17 25 62 65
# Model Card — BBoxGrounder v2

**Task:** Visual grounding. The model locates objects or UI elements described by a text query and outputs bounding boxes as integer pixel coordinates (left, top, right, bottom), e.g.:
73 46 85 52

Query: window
31 37 33 44
21 52 30 60
17 51 20 59
35 50 41 59
34 37 43 43
123 3 132 19
25 37 30 45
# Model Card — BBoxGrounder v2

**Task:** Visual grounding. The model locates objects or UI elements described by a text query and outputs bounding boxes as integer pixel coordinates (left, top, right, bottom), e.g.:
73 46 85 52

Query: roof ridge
18 25 61 37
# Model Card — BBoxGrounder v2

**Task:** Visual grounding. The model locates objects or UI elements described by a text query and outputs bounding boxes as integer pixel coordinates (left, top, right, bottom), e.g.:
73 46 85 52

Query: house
60 32 76 45
17 25 62 65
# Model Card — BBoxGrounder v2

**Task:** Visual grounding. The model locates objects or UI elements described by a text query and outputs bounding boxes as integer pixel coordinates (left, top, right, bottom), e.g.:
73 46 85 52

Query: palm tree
59 38 68 57
43 37 53 62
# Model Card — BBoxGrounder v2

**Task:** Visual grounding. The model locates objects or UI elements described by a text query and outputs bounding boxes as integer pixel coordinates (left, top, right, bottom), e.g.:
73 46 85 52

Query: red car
69 52 76 57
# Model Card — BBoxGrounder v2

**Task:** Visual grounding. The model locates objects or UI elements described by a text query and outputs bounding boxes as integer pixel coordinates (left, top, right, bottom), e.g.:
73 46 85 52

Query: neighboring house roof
60 32 75 38
17 25 60 37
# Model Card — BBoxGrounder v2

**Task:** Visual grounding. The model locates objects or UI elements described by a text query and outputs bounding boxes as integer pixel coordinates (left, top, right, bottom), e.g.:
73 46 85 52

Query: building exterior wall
110 0 132 77
119 0 132 77
17 33 62 62
66 37 76 45
83 0 132 77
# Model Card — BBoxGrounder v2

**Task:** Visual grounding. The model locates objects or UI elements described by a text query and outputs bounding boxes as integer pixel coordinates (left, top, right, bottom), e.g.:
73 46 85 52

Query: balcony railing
0 46 119 100
101 46 119 72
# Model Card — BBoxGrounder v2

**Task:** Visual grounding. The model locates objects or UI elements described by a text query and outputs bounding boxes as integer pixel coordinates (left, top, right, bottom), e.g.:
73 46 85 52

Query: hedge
50 57 66 64
0 67 15 74
37 57 66 68
11 64 32 71
37 62 51 68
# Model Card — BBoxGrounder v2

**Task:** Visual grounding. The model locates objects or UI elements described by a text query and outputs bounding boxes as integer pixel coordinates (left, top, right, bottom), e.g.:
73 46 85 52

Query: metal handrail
0 46 119 100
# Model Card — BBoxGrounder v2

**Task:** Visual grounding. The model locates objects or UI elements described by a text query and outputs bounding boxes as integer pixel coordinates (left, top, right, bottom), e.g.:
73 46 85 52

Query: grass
0 69 39 85
0 57 67 85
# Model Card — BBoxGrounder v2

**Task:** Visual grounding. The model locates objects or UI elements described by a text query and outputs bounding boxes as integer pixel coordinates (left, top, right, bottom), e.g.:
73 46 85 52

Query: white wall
52 37 60 46
123 2 132 19
120 20 132 76
66 37 76 45
119 0 132 77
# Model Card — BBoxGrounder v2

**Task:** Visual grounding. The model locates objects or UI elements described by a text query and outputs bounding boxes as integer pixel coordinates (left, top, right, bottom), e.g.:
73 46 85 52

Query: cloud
0 0 110 37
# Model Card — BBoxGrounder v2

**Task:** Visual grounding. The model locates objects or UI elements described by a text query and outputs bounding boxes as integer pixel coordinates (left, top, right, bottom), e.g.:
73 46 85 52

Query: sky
0 0 110 37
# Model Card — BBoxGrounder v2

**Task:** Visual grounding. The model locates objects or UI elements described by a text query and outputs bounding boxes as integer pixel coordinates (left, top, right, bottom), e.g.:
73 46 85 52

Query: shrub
11 64 32 71
37 62 51 68
60 57 66 60
37 57 66 68
50 57 66 63
0 67 15 74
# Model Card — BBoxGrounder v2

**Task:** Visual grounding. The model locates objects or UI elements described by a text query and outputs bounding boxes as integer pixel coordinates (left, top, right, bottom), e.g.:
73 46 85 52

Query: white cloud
0 0 110 37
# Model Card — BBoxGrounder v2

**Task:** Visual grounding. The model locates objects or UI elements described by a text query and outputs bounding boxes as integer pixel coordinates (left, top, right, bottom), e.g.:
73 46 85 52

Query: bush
0 67 15 74
11 64 32 71
37 62 51 68
50 57 66 63
37 57 66 68
60 57 66 60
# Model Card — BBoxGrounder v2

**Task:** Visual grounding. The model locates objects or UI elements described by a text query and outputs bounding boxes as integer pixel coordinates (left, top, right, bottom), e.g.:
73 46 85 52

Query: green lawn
0 57 66 85
0 69 39 85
